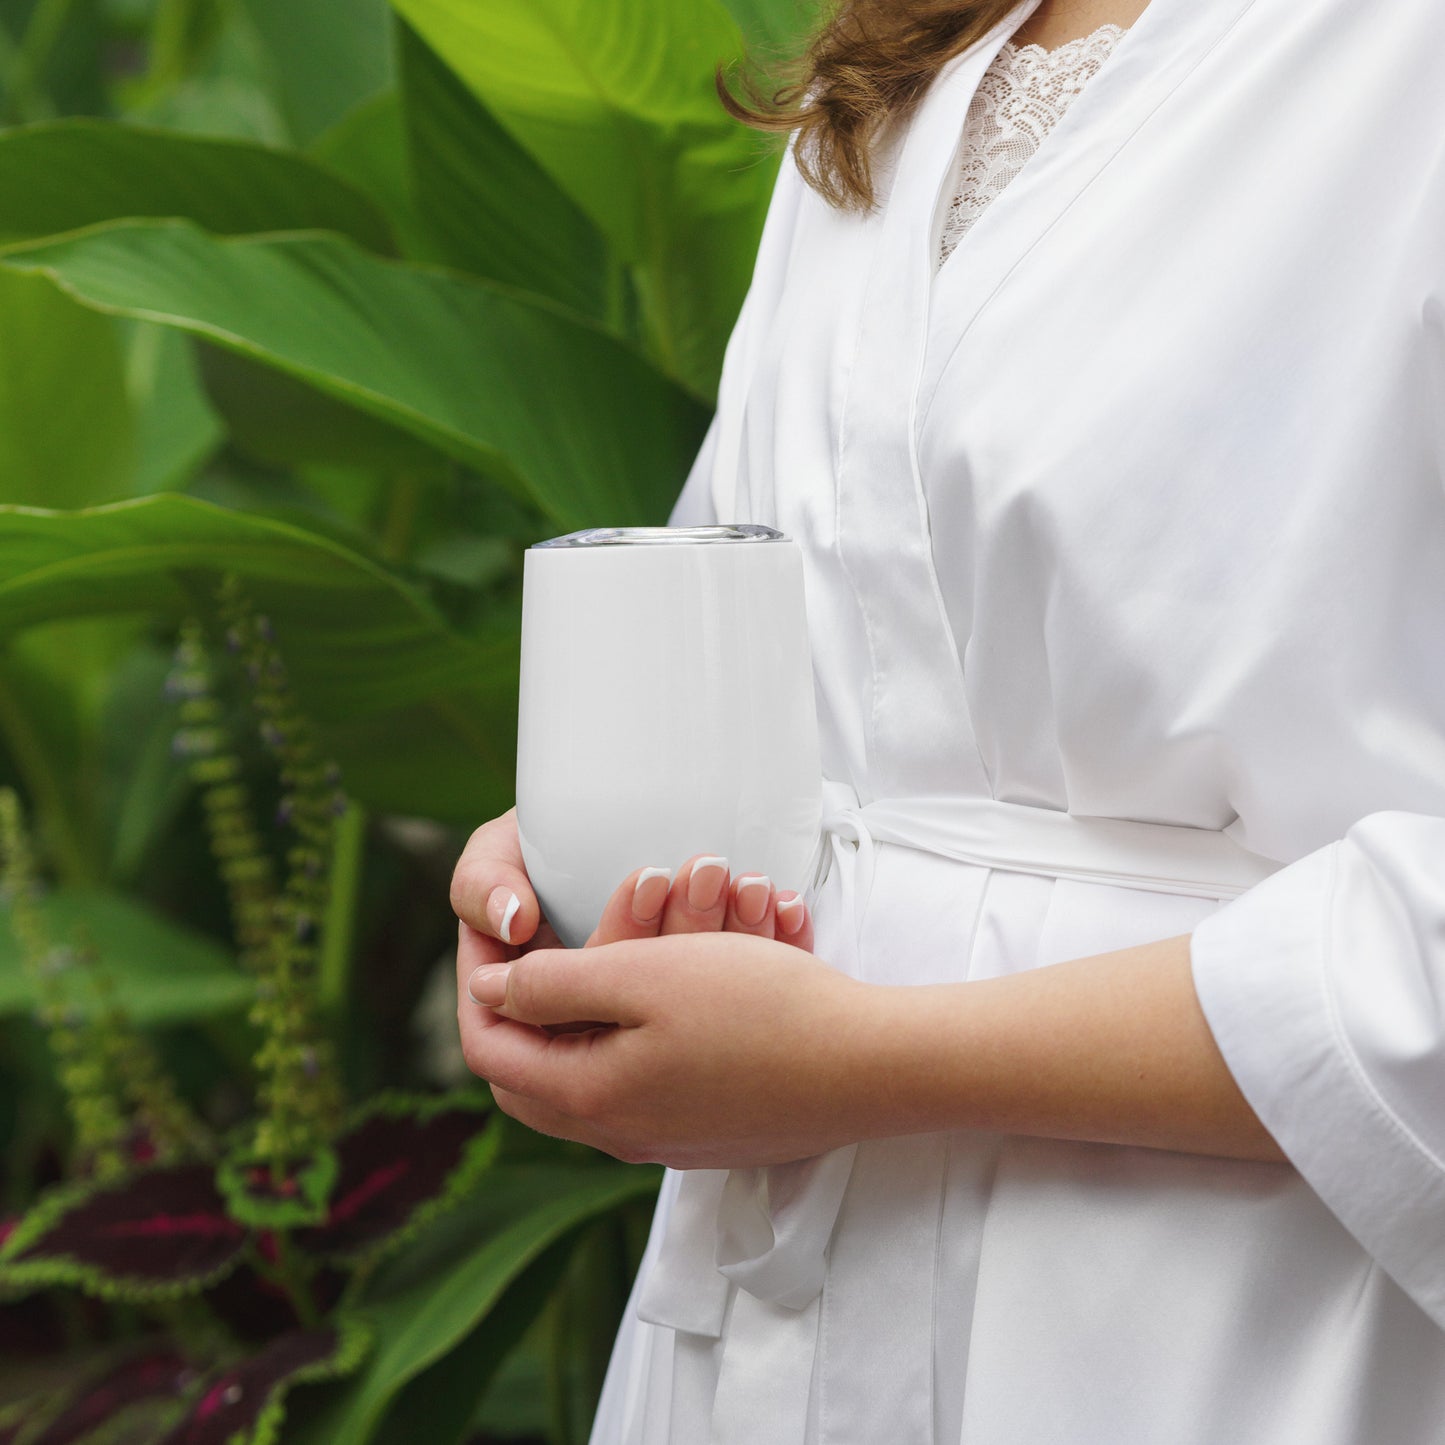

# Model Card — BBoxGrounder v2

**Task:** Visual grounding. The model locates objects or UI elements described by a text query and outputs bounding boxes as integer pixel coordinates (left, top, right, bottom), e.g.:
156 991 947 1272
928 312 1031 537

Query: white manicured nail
488 886 520 945
687 856 729 911
735 874 771 927
632 866 674 922
776 895 806 935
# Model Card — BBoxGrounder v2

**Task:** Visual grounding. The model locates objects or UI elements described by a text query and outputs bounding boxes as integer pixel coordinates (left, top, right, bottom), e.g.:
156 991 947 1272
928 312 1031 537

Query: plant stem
380 472 422 562
318 799 365 1025
3 0 77 122
268 1232 322 1330
0 675 97 887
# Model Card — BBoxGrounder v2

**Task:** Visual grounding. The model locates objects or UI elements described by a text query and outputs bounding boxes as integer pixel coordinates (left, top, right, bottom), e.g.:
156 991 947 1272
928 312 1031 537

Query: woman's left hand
458 932 884 1169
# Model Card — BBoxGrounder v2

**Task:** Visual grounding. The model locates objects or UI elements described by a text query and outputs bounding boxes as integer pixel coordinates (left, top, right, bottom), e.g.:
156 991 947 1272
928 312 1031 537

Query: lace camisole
939 23 1128 268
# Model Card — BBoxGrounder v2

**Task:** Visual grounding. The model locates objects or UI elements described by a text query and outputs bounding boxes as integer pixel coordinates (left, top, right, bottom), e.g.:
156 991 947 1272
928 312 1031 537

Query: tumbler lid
533 524 786 548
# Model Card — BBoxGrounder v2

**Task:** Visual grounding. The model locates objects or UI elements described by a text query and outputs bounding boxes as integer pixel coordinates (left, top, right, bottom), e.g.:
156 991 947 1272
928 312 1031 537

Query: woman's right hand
450 809 815 966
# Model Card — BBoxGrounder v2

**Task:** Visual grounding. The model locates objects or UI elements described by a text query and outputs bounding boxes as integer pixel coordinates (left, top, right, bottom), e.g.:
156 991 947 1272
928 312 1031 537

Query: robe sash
636 784 1284 1343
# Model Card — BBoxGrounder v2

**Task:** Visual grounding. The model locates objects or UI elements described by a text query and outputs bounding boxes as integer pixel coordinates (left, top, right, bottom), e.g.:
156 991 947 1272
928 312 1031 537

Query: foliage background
0 0 817 1439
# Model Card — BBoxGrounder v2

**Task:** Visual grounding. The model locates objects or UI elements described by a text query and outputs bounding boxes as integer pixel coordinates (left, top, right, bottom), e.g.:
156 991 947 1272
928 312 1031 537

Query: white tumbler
515 525 822 949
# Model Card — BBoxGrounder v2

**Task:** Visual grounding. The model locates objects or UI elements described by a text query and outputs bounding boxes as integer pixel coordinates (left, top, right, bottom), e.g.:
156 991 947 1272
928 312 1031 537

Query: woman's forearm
872 934 1287 1164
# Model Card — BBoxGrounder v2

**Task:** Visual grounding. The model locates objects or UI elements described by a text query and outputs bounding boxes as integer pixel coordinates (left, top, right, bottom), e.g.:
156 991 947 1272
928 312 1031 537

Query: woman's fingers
774 891 815 952
586 864 676 947
722 874 816 949
469 946 645 1032
449 808 540 946
658 854 731 934
725 872 777 938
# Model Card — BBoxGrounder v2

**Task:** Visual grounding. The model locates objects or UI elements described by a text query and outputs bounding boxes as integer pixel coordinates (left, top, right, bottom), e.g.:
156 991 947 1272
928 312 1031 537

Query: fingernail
735 874 771 927
467 963 511 1006
688 856 729 911
488 887 520 945
632 866 673 922
776 894 806 936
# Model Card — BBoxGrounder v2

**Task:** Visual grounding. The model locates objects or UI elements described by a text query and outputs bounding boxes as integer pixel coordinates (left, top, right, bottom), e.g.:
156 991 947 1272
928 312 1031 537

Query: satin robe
590 0 1445 1440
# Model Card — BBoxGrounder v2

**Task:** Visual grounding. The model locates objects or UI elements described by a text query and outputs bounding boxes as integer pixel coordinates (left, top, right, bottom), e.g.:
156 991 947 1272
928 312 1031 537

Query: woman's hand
451 809 817 1066
450 808 814 955
458 932 875 1170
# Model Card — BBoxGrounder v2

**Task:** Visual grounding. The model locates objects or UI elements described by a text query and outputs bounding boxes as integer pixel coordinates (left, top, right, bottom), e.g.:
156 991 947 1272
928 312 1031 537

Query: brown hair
720 1 1021 212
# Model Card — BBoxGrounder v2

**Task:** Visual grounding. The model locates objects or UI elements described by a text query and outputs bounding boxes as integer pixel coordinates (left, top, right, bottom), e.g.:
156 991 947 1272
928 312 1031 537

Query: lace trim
939 23 1127 267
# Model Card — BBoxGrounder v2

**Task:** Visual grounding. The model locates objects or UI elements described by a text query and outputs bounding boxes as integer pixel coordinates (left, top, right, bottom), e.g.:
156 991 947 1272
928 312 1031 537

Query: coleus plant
0 577 498 1445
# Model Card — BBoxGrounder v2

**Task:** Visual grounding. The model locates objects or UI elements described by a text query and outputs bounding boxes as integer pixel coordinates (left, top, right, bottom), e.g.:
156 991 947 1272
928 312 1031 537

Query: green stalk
318 800 366 1024
0 680 96 887
380 472 423 562
3 0 78 122
252 1233 322 1330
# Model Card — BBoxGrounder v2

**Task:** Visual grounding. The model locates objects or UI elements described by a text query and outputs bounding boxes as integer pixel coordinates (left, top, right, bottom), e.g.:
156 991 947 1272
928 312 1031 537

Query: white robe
591 0 1445 1439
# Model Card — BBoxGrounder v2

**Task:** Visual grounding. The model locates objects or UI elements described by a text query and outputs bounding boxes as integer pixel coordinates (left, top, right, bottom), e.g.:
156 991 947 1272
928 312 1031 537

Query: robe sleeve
1190 809 1445 1328
666 412 721 528
663 140 808 532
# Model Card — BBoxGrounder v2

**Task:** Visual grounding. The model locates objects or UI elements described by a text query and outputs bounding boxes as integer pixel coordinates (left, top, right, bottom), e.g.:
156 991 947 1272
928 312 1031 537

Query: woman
451 0 1445 1439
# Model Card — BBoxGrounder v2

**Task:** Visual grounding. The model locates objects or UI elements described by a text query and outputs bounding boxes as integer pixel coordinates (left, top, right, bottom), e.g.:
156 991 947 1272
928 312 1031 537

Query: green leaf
1 220 708 529
310 90 438 264
719 0 822 55
120 0 291 145
397 22 609 319
0 886 252 1024
0 119 395 252
0 494 519 825
390 0 776 398
0 269 134 508
370 1240 570 1445
290 1163 660 1445
0 618 145 885
193 343 453 478
242 0 393 145
126 324 224 495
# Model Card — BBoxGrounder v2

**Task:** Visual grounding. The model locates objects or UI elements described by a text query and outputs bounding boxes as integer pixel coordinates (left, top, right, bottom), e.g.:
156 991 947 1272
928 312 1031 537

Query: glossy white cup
515 525 822 949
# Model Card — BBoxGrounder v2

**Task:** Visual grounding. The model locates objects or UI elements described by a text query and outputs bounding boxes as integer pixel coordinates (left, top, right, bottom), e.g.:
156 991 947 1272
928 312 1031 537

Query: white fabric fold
636 782 1285 1340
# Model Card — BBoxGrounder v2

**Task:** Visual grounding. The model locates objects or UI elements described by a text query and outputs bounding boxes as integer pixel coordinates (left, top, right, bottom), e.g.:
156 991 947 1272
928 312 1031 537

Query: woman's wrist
839 938 1285 1163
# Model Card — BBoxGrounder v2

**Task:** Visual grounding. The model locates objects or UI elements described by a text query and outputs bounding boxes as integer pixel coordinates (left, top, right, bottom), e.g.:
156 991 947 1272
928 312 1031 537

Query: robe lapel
837 0 1265 805
834 2 1038 802
920 0 1263 416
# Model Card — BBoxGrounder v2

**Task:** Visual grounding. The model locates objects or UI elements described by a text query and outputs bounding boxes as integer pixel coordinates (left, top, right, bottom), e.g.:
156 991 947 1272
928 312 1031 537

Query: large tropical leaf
397 22 609 321
0 220 708 530
126 324 225 496
119 0 291 146
242 0 393 145
0 886 251 1023
0 495 519 825
390 0 777 398
0 270 133 508
720 0 823 55
289 1163 660 1445
0 120 394 252
310 91 437 264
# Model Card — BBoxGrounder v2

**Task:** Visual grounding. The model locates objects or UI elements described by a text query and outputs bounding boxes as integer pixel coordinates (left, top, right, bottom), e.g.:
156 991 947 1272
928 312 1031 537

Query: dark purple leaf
294 1096 495 1263
31 1350 198 1445
158 1324 367 1445
0 1165 247 1300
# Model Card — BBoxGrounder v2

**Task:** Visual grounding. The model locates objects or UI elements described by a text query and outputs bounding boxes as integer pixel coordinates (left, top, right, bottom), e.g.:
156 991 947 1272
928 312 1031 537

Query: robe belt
636 782 1285 1339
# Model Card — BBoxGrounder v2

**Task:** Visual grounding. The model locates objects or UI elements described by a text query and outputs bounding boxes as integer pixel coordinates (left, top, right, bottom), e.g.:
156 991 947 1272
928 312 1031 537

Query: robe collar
921 0 1264 416
827 0 1263 801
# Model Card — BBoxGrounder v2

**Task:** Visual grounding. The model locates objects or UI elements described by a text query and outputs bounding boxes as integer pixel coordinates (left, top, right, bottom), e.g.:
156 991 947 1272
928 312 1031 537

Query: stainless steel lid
532 524 786 549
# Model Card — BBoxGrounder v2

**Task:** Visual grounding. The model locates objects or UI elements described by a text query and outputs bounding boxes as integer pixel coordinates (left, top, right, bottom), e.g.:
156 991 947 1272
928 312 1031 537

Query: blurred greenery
0 0 809 1440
